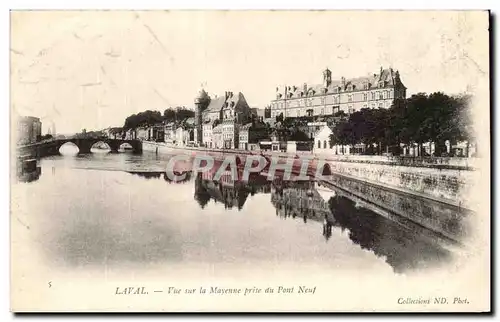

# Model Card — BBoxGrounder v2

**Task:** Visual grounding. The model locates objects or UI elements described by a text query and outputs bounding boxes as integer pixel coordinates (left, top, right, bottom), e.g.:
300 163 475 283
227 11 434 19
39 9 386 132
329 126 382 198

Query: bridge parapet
16 138 142 157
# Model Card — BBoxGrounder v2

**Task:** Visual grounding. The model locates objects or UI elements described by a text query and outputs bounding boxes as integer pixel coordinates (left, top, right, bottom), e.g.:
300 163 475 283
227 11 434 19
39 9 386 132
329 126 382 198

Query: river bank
142 141 477 211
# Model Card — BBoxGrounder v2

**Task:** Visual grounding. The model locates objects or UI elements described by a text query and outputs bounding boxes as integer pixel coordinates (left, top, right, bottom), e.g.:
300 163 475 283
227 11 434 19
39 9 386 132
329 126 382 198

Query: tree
163 108 176 122
328 92 472 156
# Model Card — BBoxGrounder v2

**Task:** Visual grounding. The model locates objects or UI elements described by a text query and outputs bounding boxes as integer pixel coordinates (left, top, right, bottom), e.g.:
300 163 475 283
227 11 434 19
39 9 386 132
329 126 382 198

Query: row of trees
123 107 195 130
329 92 472 155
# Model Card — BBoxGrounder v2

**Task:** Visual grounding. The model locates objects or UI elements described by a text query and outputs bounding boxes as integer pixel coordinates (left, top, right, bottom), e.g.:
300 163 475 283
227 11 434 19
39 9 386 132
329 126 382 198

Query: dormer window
230 101 235 107
323 88 328 94
379 81 384 88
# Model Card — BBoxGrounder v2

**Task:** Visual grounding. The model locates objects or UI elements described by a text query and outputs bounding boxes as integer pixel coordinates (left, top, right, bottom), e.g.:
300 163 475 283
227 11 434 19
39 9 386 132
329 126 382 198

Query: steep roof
212 124 223 133
275 67 401 100
240 122 253 130
205 96 226 113
222 92 245 110
313 125 333 139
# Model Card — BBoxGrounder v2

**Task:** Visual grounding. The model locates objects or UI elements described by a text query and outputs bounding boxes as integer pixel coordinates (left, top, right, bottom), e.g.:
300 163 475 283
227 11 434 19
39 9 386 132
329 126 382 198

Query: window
363 104 368 109
363 93 367 101
378 103 383 108
323 140 327 149
383 91 387 99
348 95 352 102
371 92 375 100
389 91 393 99
348 105 354 114
321 108 324 115
318 140 321 148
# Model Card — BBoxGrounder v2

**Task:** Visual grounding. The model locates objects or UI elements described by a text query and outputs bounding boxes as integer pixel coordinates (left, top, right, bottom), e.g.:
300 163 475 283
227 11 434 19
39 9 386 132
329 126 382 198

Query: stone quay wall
142 142 478 211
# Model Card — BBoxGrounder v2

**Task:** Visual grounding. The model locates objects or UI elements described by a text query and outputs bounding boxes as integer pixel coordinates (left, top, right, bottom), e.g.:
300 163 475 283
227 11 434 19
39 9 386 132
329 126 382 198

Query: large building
270 67 406 118
194 90 252 148
17 116 42 145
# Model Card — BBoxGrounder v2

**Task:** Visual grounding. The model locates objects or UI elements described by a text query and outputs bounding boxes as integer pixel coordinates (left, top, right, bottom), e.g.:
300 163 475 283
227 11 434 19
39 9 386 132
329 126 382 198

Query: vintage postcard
10 10 490 312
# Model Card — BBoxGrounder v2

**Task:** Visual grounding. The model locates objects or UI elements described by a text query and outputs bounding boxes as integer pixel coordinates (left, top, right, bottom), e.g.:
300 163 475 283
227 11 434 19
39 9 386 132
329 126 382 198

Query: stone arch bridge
18 138 142 158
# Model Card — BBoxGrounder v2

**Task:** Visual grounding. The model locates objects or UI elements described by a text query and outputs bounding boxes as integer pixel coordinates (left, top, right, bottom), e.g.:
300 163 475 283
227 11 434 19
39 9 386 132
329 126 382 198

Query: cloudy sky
11 11 488 134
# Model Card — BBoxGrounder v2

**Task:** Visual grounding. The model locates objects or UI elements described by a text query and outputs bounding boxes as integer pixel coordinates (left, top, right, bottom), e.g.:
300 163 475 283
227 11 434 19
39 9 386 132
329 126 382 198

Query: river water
11 147 458 278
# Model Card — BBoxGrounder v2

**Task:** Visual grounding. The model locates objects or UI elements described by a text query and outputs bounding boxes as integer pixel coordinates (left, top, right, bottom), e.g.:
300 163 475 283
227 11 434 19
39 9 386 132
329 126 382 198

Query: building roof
240 123 253 130
204 96 226 113
212 124 223 133
222 92 245 111
195 88 209 102
275 67 403 100
313 125 333 139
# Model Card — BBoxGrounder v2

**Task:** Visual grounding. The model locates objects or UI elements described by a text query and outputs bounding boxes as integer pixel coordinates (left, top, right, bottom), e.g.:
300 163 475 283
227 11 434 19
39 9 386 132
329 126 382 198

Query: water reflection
193 166 455 273
17 167 42 183
327 195 453 273
127 171 193 183
14 151 458 274
265 177 454 273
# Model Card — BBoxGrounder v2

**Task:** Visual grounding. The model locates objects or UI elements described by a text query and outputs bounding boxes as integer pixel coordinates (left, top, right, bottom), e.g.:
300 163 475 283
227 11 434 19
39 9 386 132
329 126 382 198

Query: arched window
323 140 327 149
318 140 321 148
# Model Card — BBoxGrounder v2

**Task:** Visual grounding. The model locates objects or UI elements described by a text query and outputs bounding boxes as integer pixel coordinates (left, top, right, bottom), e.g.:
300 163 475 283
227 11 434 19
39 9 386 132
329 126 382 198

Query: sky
10 10 489 134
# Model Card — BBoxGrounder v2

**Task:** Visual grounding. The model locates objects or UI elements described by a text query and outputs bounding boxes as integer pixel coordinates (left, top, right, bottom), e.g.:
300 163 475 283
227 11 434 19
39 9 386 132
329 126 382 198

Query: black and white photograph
9 10 490 312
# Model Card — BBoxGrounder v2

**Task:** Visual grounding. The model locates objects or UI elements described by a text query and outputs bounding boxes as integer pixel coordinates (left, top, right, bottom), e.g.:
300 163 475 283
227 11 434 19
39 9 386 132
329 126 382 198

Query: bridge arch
59 141 79 156
119 142 133 151
90 141 111 153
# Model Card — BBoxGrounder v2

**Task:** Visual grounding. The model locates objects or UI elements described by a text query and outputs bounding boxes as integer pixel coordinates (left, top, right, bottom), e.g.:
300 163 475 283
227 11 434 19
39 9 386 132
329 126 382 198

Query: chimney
303 83 307 93
341 77 346 86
